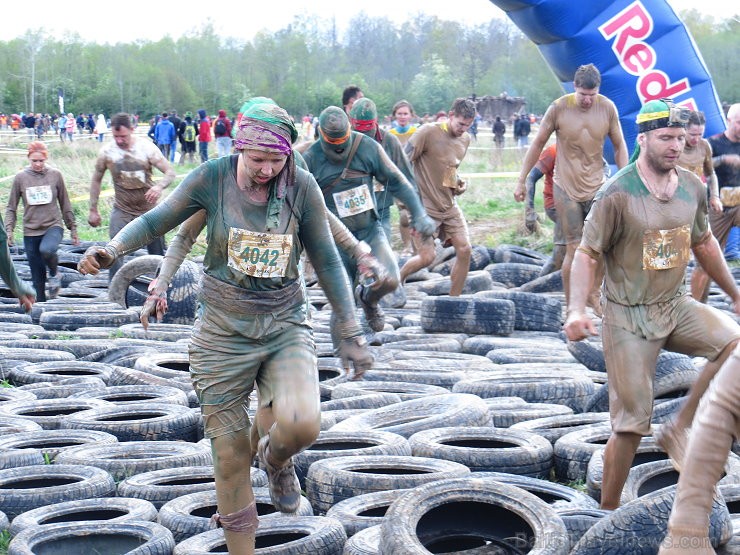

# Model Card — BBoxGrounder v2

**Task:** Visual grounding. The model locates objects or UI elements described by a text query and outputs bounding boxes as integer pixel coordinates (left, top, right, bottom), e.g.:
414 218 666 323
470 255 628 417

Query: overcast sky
0 0 731 45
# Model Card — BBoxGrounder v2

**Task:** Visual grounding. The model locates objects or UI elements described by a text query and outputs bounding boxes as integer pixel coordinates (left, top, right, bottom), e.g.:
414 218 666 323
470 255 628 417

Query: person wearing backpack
179 112 197 165
213 109 233 158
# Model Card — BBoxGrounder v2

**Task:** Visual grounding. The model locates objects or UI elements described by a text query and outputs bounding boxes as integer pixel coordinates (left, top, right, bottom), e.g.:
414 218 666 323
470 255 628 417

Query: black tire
0 464 116 520
342 524 381 554
408 426 553 478
8 520 175 555
8 360 117 386
116 323 195 342
134 351 192 380
0 397 111 430
329 380 449 402
0 416 43 437
0 450 45 470
320 392 402 412
173 515 347 555
453 372 595 413
557 507 612 551
109 254 200 325
414 271 496 297
511 412 611 444
0 429 118 462
9 496 158 537
486 262 544 288
380 337 464 352
109 366 194 396
0 509 7 532
117 465 266 509
159 487 314 542
475 290 564 332
485 347 576 364
38 308 140 331
378 476 569 554
0 387 36 403
68 384 190 406
473 472 599 512
305 455 470 515
329 393 491 438
586 437 667 503
325 490 407 537
518 270 563 293
420 296 515 336
488 401 574 428
553 423 613 482
17 377 107 400
54 441 212 481
492 244 549 265
567 340 606 373
462 334 566 356
293 430 411 489
59 401 200 442
570 486 732 554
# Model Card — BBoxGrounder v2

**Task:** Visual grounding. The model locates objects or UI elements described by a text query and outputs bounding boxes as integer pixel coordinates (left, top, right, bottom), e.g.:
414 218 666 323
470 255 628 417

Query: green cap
349 97 377 122
319 106 350 140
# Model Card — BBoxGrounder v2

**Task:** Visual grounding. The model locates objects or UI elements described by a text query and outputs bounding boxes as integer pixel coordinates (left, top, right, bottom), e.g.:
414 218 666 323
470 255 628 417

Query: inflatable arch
489 0 726 159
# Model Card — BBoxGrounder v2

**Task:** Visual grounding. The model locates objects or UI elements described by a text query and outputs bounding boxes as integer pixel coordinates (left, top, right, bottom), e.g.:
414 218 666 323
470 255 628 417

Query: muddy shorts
188 303 319 439
603 296 740 435
708 205 740 248
426 204 470 248
553 184 594 246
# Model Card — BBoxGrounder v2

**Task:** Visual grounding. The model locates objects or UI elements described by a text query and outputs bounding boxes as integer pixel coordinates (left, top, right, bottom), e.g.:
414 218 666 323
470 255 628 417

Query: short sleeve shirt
677 138 713 181
94 138 168 216
539 94 623 202
581 164 709 306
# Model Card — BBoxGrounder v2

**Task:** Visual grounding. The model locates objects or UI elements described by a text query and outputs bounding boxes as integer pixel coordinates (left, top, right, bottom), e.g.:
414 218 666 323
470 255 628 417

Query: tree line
0 9 736 122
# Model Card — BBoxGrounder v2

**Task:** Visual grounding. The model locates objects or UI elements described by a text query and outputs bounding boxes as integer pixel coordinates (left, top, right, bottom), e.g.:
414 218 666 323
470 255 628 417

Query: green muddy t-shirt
581 164 710 307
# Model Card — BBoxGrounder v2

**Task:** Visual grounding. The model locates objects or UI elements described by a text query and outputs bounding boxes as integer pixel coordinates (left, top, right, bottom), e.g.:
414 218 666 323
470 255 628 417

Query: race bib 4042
642 225 690 270
333 184 374 218
227 228 293 278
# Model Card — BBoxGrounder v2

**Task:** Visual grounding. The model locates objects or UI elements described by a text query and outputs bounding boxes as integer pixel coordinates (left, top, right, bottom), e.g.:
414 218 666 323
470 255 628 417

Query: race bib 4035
642 225 690 270
333 184 374 218
227 228 293 278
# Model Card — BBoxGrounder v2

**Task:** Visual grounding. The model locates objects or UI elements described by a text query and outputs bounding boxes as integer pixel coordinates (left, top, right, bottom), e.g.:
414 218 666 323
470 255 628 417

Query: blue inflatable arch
489 0 726 158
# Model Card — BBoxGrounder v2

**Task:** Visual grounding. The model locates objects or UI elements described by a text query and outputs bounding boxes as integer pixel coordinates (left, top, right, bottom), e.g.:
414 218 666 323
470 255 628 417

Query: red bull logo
599 0 695 109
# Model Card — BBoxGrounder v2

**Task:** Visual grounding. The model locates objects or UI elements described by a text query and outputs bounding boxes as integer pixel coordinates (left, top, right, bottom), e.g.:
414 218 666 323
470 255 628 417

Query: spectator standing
87 112 176 281
94 114 108 142
197 109 211 162
154 113 176 160
169 111 182 163
179 112 198 165
514 113 531 150
57 114 67 143
65 113 76 141
213 110 233 158
23 112 36 140
5 142 78 301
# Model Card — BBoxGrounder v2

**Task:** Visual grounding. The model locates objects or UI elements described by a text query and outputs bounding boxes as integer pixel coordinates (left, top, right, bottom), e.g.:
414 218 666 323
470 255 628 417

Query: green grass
0 530 9 555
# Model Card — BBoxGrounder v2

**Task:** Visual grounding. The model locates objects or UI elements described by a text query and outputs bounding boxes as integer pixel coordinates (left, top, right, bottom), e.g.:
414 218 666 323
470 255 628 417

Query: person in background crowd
78 100 373 555
690 103 740 302
213 110 233 158
95 113 108 142
342 85 364 115
198 109 211 163
5 141 78 301
179 112 198 165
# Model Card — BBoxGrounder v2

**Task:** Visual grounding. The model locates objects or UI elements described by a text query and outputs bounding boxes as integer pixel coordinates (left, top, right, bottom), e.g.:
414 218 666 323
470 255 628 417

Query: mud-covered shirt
539 93 623 202
581 164 710 307
5 166 76 237
303 131 426 237
405 122 470 218
108 155 356 323
708 133 740 189
94 138 168 216
678 138 713 181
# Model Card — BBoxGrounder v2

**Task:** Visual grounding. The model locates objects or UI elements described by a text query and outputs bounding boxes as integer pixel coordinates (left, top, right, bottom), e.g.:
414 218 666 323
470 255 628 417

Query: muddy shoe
47 274 62 300
257 435 301 513
356 285 385 332
654 421 688 472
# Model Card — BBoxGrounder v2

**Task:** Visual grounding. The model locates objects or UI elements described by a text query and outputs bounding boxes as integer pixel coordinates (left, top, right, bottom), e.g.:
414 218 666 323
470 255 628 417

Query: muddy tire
378 476 569 554
511 412 611 444
325 490 407 537
408 426 553 477
108 255 200 325
0 429 118 462
9 496 158 537
305 455 470 515
173 516 347 555
420 296 515 336
475 290 563 332
329 393 490 438
8 520 175 555
293 430 411 489
0 464 116 520
54 441 212 481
